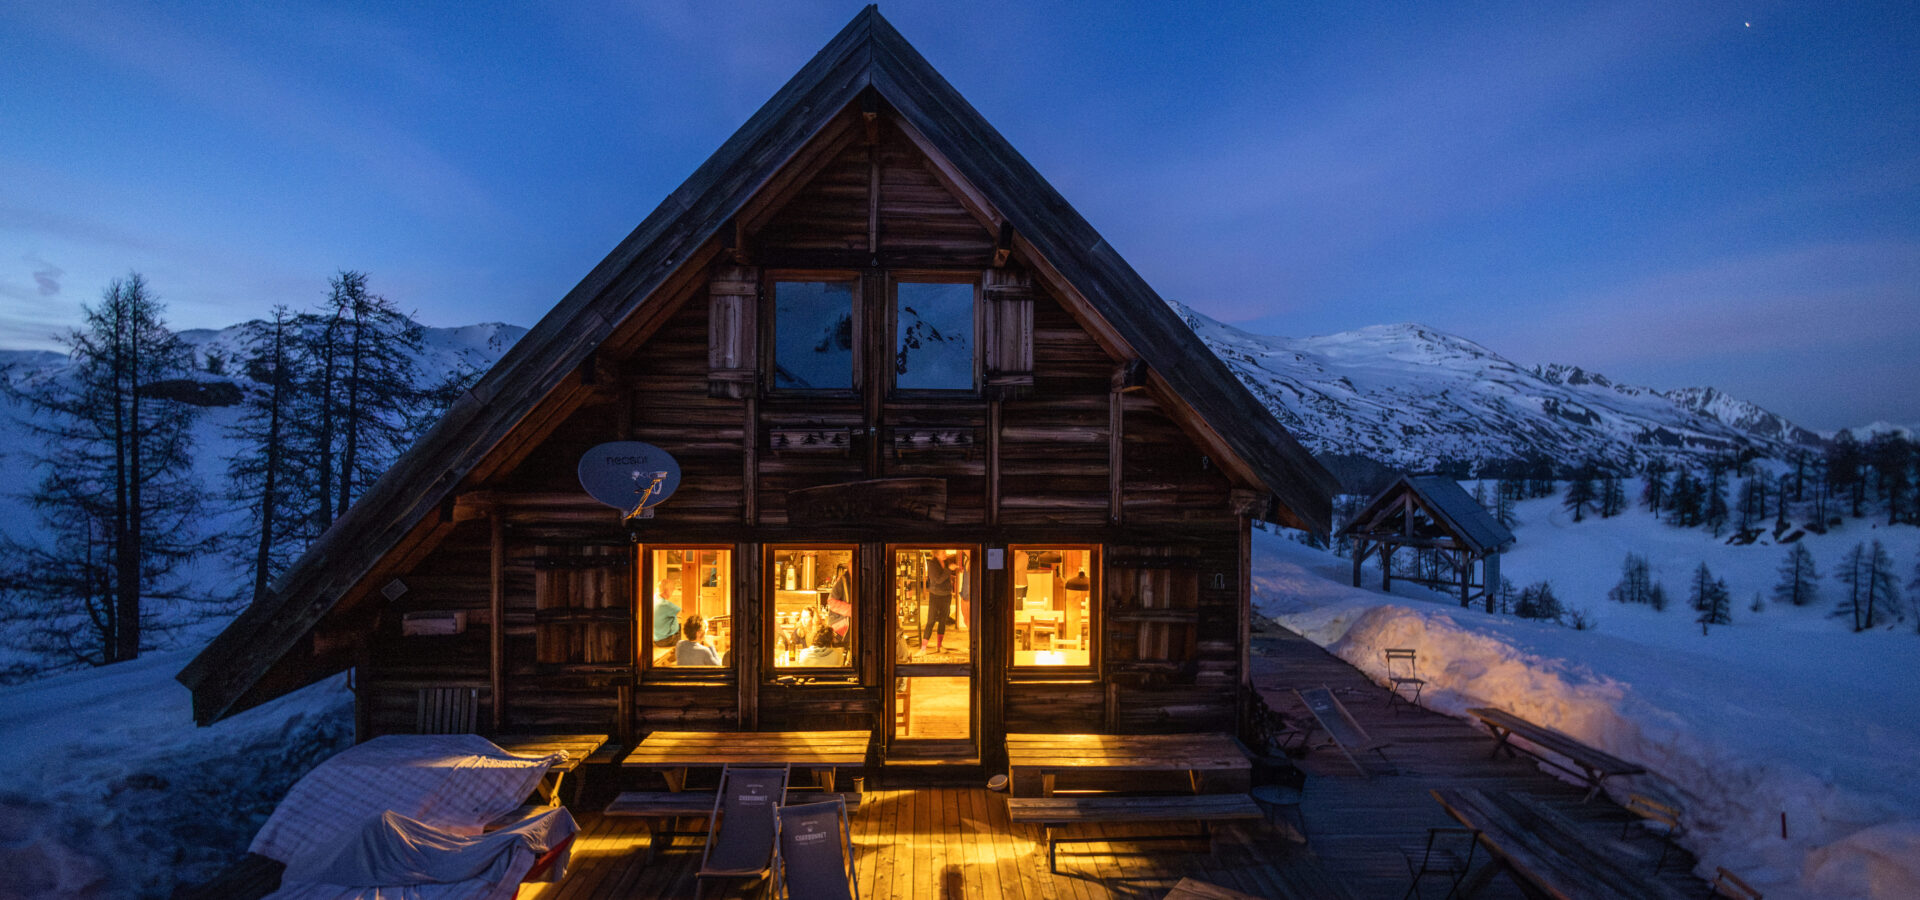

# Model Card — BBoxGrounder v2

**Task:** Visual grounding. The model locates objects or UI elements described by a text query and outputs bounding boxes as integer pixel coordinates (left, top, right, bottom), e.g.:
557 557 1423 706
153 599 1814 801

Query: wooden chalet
1337 475 1514 607
178 7 1338 774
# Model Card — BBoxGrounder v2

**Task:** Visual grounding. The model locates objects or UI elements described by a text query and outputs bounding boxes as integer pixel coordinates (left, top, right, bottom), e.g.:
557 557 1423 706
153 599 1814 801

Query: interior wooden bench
1005 794 1265 873
1468 707 1646 802
604 790 862 862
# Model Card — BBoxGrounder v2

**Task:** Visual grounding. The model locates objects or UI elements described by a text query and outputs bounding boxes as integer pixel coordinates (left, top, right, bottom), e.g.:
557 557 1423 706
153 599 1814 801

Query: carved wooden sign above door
787 477 948 527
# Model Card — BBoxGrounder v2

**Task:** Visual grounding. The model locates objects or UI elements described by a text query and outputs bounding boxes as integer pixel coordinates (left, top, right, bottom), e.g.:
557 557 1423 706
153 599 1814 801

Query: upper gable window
893 278 976 392
772 279 857 391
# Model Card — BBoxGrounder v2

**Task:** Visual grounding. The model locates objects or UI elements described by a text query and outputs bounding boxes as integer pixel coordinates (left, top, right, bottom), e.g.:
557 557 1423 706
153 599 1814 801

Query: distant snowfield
1258 491 1920 900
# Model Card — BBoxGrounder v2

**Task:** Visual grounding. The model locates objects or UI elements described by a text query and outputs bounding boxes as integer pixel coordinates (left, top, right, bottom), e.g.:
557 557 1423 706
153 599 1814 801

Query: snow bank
0 652 353 899
1254 529 1920 900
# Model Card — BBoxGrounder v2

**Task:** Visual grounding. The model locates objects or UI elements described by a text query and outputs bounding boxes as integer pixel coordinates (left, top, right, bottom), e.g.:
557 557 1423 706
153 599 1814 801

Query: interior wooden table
1431 787 1692 900
622 730 871 793
494 733 610 805
1005 732 1252 797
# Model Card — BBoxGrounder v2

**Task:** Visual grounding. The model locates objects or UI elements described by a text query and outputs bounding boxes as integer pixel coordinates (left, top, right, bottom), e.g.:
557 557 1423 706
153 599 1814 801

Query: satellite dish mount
576 442 682 539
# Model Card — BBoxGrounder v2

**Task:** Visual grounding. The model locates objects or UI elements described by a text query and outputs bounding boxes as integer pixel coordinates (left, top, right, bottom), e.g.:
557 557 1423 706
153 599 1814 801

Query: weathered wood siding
359 109 1254 751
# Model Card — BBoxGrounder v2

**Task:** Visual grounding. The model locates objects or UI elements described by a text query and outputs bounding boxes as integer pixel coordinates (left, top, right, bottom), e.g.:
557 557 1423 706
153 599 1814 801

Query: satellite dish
577 441 681 522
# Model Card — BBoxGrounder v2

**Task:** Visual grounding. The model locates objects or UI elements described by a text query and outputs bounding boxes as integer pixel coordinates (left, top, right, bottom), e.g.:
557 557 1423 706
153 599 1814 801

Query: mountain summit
1171 303 1822 473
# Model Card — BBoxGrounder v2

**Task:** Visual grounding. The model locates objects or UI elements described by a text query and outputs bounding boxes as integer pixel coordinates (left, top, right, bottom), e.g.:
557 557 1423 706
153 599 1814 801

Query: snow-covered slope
1175 304 1825 473
1257 498 1920 900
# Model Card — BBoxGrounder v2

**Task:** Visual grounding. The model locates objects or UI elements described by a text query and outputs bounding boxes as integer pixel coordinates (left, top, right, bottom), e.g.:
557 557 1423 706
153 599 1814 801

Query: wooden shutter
982 268 1034 390
531 549 633 673
1105 549 1201 669
708 266 758 398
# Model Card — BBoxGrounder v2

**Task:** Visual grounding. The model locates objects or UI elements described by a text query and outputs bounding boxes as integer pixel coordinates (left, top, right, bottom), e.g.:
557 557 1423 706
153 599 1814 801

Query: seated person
651 578 682 648
795 625 840 666
675 615 722 667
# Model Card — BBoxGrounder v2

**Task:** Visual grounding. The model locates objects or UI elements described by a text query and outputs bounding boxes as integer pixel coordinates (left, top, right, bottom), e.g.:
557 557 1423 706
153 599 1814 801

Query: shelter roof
177 6 1337 724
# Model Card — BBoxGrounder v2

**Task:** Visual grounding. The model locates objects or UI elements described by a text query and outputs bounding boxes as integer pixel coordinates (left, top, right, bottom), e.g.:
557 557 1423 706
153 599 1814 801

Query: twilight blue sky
1 1 1915 430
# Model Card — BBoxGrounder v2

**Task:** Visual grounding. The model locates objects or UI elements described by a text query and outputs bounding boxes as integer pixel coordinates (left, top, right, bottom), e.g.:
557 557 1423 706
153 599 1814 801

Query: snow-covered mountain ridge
1173 303 1828 474
5 310 1840 479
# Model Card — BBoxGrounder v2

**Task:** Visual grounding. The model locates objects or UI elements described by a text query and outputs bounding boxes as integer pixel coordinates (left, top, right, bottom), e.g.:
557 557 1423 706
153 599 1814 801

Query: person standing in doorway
918 552 958 656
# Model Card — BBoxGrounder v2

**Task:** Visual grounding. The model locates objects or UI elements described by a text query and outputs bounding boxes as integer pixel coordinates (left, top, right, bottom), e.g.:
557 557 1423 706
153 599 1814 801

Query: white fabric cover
266 807 576 900
250 734 564 867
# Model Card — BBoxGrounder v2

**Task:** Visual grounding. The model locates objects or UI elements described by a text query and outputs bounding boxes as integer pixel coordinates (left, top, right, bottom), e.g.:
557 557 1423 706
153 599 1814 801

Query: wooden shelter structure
177 7 1337 773
1337 476 1513 607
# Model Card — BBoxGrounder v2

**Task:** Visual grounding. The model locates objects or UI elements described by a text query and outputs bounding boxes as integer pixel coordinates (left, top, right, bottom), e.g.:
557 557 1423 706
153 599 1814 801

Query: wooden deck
519 784 1351 900
1249 621 1717 899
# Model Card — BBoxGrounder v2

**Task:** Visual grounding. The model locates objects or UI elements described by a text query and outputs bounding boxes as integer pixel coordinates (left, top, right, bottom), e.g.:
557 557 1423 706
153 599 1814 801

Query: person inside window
676 615 722 667
796 624 840 666
915 553 958 657
823 563 853 641
652 578 682 648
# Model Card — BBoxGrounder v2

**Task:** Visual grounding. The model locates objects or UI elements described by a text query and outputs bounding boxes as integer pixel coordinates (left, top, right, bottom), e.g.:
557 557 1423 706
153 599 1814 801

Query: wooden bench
1433 787 1693 900
604 790 863 862
1468 708 1645 802
1006 794 1265 873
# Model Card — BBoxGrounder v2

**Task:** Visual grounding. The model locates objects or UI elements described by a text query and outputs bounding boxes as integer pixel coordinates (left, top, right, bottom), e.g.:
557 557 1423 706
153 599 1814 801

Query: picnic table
1467 708 1645 802
621 730 870 793
1431 788 1691 900
495 732 610 806
1004 732 1251 797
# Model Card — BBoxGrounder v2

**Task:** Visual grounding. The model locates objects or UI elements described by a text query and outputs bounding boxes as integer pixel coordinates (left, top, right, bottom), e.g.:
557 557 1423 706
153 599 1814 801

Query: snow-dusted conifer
1563 477 1596 523
1704 474 1730 537
1828 430 1865 518
1833 541 1901 631
1608 554 1654 605
1648 581 1669 612
1640 458 1670 515
1599 473 1626 519
2 274 204 664
1773 544 1820 607
1696 577 1732 632
1515 582 1564 622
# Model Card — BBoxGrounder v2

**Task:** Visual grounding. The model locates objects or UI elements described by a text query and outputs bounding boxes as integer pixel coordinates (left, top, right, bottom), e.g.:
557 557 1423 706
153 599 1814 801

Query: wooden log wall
358 107 1256 750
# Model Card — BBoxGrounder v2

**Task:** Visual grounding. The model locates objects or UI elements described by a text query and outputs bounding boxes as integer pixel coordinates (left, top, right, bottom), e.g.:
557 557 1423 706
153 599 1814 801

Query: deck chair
415 686 478 734
1383 649 1427 711
1294 686 1395 778
696 764 791 900
772 798 857 900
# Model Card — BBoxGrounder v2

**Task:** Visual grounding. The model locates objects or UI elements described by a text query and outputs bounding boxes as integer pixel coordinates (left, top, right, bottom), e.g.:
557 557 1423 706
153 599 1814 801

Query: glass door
887 545 978 760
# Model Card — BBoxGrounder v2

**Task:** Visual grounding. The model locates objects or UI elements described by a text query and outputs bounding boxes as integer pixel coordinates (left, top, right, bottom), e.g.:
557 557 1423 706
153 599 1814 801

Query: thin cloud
7 1 500 223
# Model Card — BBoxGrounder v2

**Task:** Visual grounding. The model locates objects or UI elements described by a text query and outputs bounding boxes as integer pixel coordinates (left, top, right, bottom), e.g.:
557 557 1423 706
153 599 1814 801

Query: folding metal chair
1384 649 1426 711
1400 826 1478 900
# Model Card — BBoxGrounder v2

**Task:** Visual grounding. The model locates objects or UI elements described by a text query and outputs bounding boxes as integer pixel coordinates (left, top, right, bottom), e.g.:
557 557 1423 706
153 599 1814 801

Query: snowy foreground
2 505 1917 898
0 654 352 898
1257 510 1920 899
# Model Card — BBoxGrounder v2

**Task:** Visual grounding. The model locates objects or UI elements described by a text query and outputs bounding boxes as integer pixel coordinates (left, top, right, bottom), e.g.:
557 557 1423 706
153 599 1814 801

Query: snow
1171 303 1825 470
1257 490 1920 900
0 651 353 898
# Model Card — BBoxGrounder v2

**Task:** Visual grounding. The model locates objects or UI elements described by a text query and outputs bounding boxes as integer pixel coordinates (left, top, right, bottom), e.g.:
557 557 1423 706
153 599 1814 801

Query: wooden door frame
883 543 983 762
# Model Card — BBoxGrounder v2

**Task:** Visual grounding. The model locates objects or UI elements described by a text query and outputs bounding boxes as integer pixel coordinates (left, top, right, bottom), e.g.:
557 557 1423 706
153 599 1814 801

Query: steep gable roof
1338 475 1515 554
179 6 1337 724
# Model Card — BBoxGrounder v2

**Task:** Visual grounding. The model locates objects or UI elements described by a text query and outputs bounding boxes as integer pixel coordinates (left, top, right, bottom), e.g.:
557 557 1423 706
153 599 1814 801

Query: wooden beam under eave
993 220 1014 268
489 509 505 731
1108 386 1124 526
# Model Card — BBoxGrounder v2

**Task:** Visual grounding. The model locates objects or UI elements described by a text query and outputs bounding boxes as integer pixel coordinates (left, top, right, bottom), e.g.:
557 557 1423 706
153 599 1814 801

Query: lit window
772 280 855 390
770 547 857 669
647 548 733 670
892 548 973 663
894 280 975 391
1010 547 1097 669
